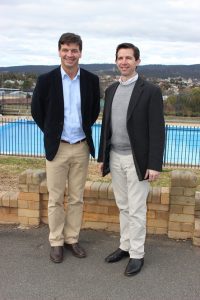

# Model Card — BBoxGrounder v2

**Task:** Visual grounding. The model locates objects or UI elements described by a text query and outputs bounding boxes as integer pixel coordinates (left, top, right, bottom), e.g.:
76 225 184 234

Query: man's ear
136 58 141 66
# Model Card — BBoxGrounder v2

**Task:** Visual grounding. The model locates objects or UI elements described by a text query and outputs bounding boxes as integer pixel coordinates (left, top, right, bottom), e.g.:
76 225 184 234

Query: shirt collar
119 73 138 86
60 66 80 80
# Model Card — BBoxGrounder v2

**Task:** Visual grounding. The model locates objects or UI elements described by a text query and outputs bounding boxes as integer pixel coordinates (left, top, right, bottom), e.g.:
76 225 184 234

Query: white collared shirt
119 73 138 85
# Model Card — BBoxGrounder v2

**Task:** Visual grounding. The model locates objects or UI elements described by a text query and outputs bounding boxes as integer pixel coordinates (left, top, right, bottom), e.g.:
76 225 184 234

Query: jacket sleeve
97 89 108 163
148 86 165 171
31 76 45 132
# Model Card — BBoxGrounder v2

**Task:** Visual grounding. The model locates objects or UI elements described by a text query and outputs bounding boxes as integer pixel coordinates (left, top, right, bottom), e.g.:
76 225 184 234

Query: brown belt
61 138 86 144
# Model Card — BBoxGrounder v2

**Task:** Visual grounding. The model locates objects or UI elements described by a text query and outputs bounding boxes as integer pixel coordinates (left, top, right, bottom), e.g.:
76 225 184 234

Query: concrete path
0 225 200 300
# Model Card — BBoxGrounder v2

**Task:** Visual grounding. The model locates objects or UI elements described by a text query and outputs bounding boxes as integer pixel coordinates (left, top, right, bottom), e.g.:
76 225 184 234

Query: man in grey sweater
98 43 165 276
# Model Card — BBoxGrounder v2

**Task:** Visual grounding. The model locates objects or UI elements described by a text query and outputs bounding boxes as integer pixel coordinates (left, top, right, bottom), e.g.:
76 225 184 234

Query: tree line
164 87 200 117
1 72 200 117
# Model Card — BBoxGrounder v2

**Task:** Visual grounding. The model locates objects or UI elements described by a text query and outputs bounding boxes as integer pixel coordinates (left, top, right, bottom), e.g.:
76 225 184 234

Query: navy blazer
31 67 100 160
98 77 165 181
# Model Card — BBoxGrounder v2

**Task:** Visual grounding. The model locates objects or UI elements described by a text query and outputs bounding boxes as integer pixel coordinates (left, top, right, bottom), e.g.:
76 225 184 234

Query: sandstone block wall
168 170 197 239
193 191 200 246
0 169 199 247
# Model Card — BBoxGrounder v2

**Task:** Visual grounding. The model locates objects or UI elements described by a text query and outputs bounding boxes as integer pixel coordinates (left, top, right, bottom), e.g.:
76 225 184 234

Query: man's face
59 43 82 71
116 48 140 79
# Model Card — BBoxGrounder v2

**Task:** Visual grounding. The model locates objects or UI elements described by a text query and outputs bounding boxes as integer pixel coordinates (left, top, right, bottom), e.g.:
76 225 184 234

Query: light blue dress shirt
60 66 86 143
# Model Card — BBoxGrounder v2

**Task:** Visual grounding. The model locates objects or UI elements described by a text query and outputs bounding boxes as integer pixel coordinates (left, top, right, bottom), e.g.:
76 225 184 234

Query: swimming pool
0 119 199 167
164 125 200 166
0 120 101 158
0 119 44 157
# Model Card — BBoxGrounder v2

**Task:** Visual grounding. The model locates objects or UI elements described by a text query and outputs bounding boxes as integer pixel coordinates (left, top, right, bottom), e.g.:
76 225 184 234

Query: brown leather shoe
64 243 86 258
50 246 63 263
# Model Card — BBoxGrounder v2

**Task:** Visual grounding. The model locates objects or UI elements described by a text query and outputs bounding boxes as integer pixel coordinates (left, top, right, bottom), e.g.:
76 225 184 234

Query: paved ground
0 224 200 300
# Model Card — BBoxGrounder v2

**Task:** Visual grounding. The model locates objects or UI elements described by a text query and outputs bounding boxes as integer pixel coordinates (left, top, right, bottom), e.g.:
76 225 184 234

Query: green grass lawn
0 156 46 175
0 156 199 190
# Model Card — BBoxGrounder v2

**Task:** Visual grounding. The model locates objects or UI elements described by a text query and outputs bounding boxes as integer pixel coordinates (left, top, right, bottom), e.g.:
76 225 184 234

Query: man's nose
66 50 73 56
121 58 127 64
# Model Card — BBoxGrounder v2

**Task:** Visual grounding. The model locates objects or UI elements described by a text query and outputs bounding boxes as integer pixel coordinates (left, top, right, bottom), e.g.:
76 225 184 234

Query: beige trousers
46 141 89 246
110 151 150 259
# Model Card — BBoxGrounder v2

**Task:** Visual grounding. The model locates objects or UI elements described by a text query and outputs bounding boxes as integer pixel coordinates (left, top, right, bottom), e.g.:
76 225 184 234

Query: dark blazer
98 76 165 181
31 67 100 160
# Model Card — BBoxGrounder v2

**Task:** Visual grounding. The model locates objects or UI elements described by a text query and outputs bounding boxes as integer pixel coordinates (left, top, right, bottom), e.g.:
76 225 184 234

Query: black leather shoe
64 243 86 258
124 258 144 276
50 246 63 263
105 248 129 263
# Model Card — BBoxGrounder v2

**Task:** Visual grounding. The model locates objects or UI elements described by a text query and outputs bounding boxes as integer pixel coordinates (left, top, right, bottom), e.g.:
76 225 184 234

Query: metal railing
0 117 199 168
163 125 200 168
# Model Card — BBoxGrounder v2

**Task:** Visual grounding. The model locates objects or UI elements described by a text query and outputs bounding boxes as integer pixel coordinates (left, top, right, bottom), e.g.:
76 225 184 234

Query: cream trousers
110 151 150 258
46 141 89 246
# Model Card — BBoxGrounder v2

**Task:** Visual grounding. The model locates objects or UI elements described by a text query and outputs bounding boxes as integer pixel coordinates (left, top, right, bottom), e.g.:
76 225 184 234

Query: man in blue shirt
31 33 100 263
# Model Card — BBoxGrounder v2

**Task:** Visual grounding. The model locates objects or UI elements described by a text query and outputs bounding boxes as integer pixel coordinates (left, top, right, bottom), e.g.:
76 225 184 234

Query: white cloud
0 0 199 66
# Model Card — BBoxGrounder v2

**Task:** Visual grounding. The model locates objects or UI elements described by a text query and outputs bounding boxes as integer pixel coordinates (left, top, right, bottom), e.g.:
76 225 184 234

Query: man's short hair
115 43 140 61
58 33 82 51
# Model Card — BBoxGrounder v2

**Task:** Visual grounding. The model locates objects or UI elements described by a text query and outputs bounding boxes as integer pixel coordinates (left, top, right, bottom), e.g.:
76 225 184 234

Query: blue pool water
164 125 200 166
0 120 199 166
0 120 44 157
0 120 101 158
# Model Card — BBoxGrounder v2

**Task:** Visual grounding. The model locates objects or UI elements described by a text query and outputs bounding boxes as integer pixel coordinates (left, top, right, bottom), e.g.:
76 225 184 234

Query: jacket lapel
106 82 119 118
53 67 64 109
127 77 144 121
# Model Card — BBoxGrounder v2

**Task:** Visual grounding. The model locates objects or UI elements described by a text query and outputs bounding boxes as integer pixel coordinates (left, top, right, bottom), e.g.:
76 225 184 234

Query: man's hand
99 163 103 173
144 169 160 182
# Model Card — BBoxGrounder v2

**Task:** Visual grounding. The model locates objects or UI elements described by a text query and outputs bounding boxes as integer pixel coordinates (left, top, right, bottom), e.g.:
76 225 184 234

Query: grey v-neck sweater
111 81 136 155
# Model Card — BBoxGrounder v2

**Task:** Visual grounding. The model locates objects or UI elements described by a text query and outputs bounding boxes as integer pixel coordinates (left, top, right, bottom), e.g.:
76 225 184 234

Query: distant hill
0 64 200 79
138 64 200 79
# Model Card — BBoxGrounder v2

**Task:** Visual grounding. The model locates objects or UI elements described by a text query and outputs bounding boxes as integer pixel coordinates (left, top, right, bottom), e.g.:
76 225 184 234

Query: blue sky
0 0 199 66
